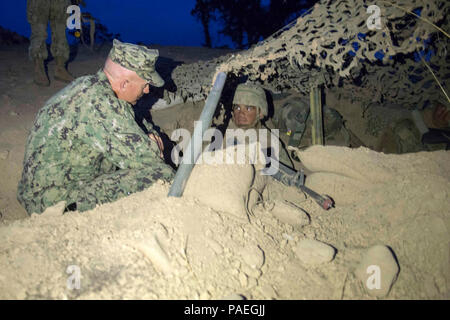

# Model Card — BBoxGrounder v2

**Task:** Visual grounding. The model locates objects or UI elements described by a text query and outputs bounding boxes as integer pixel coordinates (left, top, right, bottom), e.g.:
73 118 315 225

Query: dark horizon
0 0 236 48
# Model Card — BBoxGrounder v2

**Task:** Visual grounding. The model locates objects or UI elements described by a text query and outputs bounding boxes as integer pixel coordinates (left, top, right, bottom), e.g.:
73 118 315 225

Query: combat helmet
232 83 268 116
392 118 423 153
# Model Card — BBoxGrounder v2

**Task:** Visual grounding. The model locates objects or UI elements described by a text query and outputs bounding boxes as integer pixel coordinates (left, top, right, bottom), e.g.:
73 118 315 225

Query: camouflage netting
162 0 449 110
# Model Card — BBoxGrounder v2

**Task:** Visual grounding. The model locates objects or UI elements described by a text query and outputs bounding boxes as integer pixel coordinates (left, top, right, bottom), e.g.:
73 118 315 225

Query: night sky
0 0 235 47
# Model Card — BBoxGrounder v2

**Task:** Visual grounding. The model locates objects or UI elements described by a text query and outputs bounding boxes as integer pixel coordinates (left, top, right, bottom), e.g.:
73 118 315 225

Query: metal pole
310 86 324 145
168 72 227 197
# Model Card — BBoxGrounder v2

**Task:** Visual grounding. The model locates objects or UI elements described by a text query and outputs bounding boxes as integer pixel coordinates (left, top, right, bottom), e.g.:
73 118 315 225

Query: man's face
122 73 150 105
232 104 260 128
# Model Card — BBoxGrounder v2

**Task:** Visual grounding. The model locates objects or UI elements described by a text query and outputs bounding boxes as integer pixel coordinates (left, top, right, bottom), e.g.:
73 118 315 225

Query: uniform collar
96 69 132 107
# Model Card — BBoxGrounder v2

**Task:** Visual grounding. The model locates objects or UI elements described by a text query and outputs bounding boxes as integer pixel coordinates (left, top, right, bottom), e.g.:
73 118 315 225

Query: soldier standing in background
376 101 450 153
27 0 76 86
272 95 351 152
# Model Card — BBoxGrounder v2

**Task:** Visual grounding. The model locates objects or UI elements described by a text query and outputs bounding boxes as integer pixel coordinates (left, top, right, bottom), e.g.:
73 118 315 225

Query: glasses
233 105 257 112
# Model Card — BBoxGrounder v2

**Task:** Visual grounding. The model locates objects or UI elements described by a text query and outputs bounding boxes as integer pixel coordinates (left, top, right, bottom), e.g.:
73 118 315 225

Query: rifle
270 160 335 210
421 128 450 150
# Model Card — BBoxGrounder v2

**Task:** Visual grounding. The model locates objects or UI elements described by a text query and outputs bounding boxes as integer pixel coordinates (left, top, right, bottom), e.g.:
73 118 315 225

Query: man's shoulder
44 71 115 112
64 70 112 99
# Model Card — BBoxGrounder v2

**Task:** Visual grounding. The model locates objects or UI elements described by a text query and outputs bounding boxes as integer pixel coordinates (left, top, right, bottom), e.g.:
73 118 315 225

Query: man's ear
120 79 129 92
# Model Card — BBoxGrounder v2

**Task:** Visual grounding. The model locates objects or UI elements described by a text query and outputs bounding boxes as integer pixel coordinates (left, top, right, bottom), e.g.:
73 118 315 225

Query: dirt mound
0 146 448 299
0 42 448 300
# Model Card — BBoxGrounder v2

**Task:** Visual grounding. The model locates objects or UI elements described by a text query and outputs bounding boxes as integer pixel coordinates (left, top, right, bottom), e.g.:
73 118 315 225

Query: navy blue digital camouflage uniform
17 40 174 214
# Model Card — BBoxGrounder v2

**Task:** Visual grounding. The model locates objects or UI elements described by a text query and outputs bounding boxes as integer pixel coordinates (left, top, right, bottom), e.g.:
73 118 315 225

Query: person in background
27 0 77 86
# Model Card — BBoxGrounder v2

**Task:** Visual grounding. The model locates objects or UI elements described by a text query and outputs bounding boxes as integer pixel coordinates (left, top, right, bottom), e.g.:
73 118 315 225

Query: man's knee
28 22 48 60
73 166 175 212
18 185 72 215
29 22 48 44
49 7 70 60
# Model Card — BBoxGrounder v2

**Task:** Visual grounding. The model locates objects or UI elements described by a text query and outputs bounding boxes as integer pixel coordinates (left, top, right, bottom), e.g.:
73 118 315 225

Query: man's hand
148 133 164 158
431 103 450 129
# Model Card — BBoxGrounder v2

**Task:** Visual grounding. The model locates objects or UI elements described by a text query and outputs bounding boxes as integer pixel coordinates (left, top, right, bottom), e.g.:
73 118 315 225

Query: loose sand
0 44 448 300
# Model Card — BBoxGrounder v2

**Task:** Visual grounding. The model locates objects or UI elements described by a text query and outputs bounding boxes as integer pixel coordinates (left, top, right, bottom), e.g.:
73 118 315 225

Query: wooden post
310 86 324 145
89 18 95 51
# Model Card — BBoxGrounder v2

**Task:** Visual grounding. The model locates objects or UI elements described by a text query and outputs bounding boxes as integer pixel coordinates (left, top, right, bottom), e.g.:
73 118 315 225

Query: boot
54 57 74 83
33 59 50 87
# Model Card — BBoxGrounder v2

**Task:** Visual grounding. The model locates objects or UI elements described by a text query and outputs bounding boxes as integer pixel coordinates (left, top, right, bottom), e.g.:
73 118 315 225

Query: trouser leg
20 165 174 215
27 0 50 60
49 0 71 62
72 165 175 212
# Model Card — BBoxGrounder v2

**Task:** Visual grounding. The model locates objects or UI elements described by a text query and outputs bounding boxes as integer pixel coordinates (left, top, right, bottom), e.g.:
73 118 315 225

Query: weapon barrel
271 160 334 210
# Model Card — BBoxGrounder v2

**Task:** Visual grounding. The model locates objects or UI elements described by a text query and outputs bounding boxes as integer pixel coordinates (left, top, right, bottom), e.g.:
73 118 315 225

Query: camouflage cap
108 39 164 87
232 83 268 116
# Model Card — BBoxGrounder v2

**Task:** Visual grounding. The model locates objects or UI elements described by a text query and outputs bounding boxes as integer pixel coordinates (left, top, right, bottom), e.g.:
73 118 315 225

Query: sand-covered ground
0 43 448 300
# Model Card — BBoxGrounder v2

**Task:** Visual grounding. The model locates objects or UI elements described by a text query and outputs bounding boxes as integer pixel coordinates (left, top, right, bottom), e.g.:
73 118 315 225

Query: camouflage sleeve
142 118 156 134
82 108 164 170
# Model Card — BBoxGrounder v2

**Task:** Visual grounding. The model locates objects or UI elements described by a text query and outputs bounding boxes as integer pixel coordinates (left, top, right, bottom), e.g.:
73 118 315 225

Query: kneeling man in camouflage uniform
17 40 175 215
